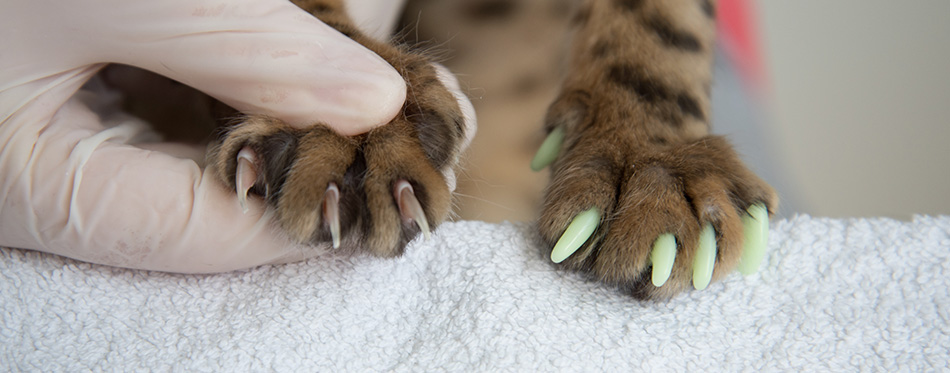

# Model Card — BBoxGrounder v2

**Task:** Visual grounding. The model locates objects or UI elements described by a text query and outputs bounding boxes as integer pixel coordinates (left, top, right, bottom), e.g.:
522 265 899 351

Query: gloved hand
0 0 475 272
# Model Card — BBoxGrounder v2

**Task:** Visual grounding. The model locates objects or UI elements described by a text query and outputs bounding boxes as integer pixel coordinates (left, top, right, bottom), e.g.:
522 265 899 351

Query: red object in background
717 0 768 95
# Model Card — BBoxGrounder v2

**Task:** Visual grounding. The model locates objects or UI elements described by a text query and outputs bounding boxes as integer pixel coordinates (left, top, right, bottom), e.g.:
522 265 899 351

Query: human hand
0 0 475 272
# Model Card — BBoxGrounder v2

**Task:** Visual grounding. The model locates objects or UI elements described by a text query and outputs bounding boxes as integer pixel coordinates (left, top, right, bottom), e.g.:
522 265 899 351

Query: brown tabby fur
202 0 778 299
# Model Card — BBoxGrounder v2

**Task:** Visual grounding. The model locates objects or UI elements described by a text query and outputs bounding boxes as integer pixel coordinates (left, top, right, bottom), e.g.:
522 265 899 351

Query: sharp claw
738 203 770 275
550 208 600 263
650 233 677 287
693 224 717 290
530 127 565 172
324 183 341 249
236 147 258 214
395 180 431 240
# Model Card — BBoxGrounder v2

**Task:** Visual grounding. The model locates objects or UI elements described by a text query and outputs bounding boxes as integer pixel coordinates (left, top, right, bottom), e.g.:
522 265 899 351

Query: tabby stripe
616 0 645 12
572 5 591 26
416 77 441 89
649 136 670 145
645 16 703 52
608 64 706 124
608 64 671 104
413 108 461 168
592 40 612 58
675 93 705 121
701 0 716 18
292 0 343 15
310 3 332 14
462 0 517 21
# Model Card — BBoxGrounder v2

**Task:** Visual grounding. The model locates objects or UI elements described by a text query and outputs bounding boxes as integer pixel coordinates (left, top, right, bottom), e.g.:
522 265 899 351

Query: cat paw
534 109 777 299
206 59 466 257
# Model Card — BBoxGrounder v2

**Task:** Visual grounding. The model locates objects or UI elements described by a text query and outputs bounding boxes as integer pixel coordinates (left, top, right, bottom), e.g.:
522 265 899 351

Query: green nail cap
650 233 677 287
530 127 565 172
551 208 600 263
692 224 717 290
737 203 769 275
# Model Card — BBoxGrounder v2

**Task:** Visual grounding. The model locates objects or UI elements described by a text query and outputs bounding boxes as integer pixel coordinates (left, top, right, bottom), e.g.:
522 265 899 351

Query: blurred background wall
743 0 950 219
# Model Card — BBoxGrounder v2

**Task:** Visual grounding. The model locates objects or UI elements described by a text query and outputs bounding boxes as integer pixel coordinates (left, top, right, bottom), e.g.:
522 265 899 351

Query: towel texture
2 215 948 371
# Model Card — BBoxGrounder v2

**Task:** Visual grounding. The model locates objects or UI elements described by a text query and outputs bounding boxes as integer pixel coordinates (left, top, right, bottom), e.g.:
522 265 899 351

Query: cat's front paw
536 125 777 299
206 59 465 257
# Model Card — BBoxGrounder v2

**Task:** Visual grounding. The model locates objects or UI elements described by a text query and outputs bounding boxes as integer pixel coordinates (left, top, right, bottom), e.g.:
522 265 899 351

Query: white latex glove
0 0 475 272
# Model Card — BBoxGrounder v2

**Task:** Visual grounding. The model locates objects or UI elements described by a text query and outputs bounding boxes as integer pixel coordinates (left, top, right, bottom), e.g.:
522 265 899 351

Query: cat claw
550 208 600 263
395 180 431 240
235 147 259 214
324 183 341 249
692 224 717 290
650 233 677 287
737 203 769 275
530 126 565 171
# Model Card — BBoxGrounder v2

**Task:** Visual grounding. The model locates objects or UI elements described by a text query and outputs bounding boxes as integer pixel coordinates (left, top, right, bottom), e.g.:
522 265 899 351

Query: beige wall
758 0 950 219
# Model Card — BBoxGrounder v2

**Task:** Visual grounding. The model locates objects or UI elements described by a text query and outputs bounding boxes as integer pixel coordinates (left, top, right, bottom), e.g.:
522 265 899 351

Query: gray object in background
758 0 950 219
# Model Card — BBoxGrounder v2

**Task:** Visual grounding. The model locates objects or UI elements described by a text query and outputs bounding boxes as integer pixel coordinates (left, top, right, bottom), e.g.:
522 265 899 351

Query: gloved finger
0 95 318 273
110 0 407 135
6 0 405 136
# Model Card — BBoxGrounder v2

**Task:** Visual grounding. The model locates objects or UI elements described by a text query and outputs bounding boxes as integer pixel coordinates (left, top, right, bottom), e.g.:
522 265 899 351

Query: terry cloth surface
2 215 948 371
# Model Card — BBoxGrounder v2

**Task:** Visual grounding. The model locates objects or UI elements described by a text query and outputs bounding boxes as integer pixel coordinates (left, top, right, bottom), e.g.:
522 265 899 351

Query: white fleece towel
2 215 948 371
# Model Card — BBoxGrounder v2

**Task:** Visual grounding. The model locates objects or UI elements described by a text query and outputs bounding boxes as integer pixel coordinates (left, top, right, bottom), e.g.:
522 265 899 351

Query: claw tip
395 180 432 241
324 183 342 249
650 233 677 287
692 224 717 290
531 127 565 172
235 147 258 214
550 208 600 263
738 203 769 275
